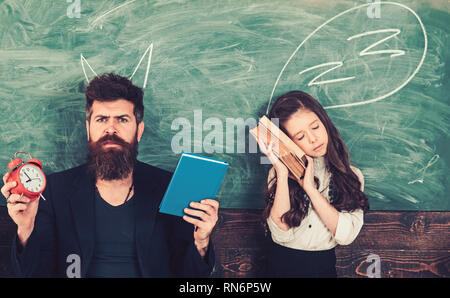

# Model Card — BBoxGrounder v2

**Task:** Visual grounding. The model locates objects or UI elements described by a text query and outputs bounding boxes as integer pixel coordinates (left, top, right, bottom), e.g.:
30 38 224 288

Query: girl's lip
313 144 323 151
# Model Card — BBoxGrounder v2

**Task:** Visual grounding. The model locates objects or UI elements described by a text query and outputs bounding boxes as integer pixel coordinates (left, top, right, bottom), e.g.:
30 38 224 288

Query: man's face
86 99 145 180
86 99 144 145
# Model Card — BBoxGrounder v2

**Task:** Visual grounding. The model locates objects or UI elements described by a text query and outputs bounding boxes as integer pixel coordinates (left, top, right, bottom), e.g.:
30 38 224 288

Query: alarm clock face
19 164 45 193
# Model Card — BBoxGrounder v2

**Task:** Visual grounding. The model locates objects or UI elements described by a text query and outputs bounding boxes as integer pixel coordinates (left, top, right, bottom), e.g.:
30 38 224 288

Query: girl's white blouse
266 156 365 251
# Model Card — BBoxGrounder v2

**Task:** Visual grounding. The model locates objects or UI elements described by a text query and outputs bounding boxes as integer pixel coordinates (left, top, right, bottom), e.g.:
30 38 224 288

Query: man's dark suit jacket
11 161 214 277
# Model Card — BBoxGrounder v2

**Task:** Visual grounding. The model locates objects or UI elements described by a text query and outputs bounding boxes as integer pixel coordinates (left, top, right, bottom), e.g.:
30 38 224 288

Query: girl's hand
256 138 289 178
298 155 315 193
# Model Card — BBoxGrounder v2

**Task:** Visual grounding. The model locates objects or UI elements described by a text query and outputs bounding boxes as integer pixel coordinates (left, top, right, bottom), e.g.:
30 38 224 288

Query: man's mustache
96 134 129 147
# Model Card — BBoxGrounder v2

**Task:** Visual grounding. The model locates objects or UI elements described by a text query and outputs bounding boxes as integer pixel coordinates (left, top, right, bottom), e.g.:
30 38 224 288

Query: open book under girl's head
263 91 369 228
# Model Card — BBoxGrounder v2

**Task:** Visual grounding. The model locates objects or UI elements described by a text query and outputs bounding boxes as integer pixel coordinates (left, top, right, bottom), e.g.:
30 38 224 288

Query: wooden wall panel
0 207 448 278
211 209 450 278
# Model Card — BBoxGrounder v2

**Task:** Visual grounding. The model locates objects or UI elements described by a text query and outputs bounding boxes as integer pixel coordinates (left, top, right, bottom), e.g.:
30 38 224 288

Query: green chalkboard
0 0 449 210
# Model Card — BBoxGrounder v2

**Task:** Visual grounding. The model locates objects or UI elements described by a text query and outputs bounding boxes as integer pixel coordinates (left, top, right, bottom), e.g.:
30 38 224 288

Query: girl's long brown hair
263 91 369 228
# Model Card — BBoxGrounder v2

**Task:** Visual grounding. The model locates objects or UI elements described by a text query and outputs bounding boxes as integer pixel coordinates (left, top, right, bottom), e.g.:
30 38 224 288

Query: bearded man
1 73 218 278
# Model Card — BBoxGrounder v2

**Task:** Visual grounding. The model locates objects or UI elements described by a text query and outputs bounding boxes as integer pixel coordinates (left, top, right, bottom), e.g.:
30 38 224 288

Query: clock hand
24 172 32 183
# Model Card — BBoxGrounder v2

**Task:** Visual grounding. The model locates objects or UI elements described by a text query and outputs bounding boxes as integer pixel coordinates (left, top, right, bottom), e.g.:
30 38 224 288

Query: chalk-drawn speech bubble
267 2 427 112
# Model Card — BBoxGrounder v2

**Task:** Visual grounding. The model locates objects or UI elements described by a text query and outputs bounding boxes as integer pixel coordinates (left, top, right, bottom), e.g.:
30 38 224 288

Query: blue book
159 152 229 217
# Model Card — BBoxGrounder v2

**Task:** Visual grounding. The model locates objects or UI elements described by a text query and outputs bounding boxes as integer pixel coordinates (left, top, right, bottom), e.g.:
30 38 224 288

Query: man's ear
137 121 145 142
86 120 90 142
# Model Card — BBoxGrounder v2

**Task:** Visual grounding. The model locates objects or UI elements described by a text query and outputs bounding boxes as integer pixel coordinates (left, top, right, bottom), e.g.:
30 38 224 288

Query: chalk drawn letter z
347 29 405 57
298 61 355 87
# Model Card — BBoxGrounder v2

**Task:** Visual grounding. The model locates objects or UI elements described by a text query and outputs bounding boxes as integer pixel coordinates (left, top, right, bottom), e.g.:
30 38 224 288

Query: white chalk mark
267 2 427 114
80 54 98 83
129 43 153 88
403 195 419 203
408 154 439 184
91 0 136 27
215 43 240 51
298 61 355 86
347 29 405 58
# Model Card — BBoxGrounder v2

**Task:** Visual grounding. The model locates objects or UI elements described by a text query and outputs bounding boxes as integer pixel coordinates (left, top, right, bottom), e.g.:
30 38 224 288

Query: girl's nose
307 131 317 144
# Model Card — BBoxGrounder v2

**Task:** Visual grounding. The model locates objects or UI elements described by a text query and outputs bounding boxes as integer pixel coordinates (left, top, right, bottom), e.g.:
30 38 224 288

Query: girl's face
283 109 328 158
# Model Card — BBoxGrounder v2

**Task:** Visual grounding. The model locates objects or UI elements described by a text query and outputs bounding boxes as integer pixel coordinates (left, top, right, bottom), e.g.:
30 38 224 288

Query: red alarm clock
6 152 47 201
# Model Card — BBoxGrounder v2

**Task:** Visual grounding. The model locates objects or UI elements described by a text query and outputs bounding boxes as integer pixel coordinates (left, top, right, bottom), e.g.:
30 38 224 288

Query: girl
256 91 369 278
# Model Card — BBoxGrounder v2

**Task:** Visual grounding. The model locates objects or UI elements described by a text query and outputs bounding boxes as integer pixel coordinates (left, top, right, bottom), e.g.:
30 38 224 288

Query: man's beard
87 133 138 180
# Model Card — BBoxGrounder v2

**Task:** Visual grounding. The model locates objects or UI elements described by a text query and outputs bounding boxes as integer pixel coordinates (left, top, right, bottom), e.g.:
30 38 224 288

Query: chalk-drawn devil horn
80 53 98 83
80 42 153 88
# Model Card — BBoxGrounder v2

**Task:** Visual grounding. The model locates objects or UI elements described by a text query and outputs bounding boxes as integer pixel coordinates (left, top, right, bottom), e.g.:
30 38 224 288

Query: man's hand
183 199 219 257
1 172 39 247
